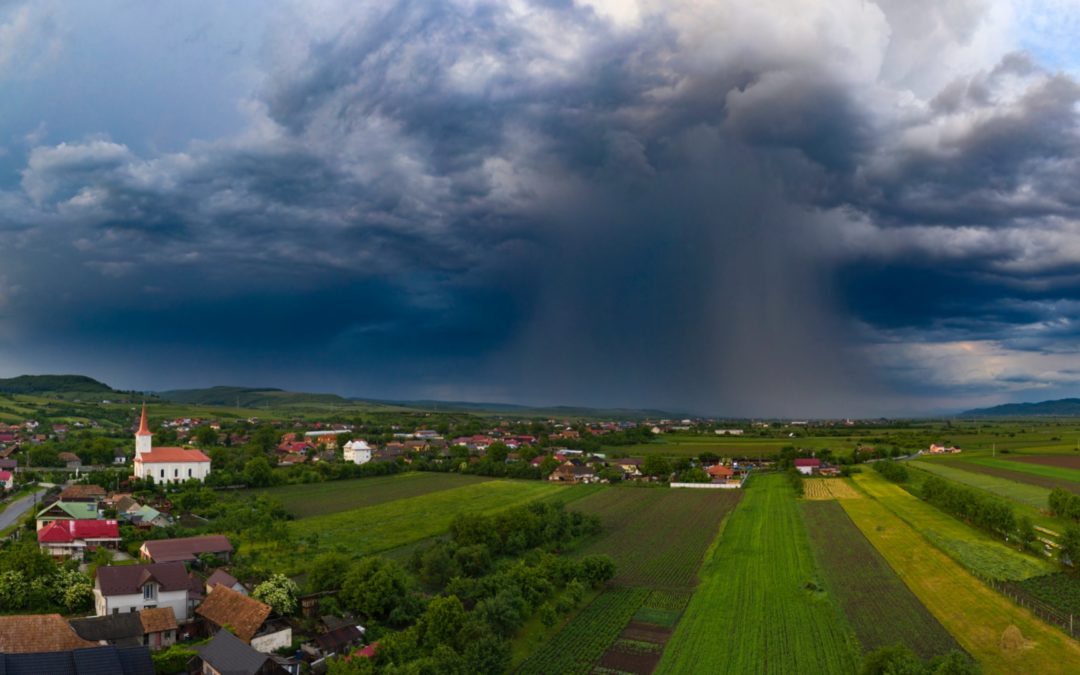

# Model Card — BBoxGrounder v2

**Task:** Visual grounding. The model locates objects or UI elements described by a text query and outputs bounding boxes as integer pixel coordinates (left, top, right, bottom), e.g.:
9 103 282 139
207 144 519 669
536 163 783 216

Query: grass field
911 461 1051 510
570 488 742 589
965 457 1080 486
858 470 1053 580
842 472 1080 674
242 472 493 518
243 480 571 573
655 474 860 674
801 499 960 660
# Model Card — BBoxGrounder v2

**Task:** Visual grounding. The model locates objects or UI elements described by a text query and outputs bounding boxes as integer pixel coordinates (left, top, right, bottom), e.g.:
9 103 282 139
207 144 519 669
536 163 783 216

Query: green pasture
963 457 1080 485
241 479 573 574
240 472 493 519
656 474 860 674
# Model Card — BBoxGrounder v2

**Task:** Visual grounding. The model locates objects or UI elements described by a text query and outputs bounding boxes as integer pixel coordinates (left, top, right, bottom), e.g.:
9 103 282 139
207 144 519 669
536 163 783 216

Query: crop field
571 487 741 589
942 459 1080 495
244 480 570 573
1011 455 1080 469
517 587 649 675
242 472 493 518
1013 574 1080 617
965 457 1080 486
803 478 860 500
841 472 1080 674
801 500 959 659
856 470 1053 581
655 474 860 675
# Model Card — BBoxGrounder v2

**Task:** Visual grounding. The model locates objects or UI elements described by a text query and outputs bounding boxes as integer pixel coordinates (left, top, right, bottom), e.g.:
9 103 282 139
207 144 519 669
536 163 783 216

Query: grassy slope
801 499 960 660
860 470 1052 580
843 472 1080 674
241 472 493 518
656 474 860 675
911 460 1052 509
243 480 569 573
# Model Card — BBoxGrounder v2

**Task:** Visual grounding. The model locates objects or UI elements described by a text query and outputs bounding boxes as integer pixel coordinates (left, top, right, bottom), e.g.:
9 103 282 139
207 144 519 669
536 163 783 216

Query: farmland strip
841 472 1080 674
655 473 860 675
801 499 960 659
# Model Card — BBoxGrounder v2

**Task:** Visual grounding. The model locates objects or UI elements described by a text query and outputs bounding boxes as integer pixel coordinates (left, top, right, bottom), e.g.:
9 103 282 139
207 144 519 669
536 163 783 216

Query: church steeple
135 403 152 457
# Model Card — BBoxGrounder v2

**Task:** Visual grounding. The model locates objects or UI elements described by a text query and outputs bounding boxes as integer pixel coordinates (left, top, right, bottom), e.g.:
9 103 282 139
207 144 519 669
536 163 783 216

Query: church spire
135 403 152 457
136 403 151 436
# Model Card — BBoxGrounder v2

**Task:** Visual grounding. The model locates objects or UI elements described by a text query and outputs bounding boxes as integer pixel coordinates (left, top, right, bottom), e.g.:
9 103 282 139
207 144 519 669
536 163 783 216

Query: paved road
0 489 46 532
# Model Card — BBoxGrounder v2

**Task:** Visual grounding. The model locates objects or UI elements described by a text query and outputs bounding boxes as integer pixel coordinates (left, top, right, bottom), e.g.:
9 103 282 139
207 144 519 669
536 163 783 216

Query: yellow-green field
843 472 1080 674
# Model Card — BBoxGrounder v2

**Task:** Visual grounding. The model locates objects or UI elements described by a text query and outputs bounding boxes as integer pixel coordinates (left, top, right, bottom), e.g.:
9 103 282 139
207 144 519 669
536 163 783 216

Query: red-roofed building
794 458 821 475
0 470 12 490
707 464 734 480
37 519 120 559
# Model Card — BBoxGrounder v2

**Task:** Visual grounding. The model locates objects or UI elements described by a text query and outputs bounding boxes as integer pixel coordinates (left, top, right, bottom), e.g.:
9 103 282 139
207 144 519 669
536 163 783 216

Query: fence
968 568 1078 640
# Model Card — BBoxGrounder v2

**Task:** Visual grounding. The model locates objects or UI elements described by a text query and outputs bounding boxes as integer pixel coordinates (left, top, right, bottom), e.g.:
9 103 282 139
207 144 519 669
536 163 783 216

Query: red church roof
135 447 210 463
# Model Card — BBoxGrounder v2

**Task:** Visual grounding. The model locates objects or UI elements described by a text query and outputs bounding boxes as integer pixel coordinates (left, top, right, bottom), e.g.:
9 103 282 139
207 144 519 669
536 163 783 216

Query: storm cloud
0 0 1078 415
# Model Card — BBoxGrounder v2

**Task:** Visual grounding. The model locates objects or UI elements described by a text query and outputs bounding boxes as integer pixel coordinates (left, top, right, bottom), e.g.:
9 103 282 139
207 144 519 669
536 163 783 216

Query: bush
873 461 909 483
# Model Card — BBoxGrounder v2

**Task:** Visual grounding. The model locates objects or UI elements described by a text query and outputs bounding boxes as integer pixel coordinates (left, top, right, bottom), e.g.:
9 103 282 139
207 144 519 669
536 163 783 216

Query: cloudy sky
1 0 1078 416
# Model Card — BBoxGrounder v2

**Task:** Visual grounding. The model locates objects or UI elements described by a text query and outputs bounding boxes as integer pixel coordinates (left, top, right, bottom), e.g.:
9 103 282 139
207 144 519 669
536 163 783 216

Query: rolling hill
0 374 116 396
961 398 1080 417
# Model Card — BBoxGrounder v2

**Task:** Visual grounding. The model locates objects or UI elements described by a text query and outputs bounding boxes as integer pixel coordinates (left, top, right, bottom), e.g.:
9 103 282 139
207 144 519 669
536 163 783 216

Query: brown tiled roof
0 614 97 653
139 607 177 634
206 569 239 589
97 562 191 596
196 585 270 643
59 484 106 500
141 535 232 563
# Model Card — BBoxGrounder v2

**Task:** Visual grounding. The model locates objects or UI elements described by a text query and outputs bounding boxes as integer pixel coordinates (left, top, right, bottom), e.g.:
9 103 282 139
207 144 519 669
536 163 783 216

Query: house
36 500 98 530
616 458 643 477
206 569 248 596
125 505 171 528
70 612 145 647
59 452 82 469
114 448 128 465
59 484 107 503
197 585 292 652
0 470 12 491
0 615 154 674
38 519 121 559
304 430 342 449
714 429 745 436
0 614 98 653
95 562 197 621
192 629 295 675
794 458 821 475
707 464 734 480
0 457 17 471
132 405 211 484
307 623 364 659
139 607 178 650
548 462 596 484
140 535 233 564
928 444 962 455
343 440 372 464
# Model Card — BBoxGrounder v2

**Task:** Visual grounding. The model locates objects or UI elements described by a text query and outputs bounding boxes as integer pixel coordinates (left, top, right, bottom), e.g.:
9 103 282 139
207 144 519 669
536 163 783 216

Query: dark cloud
1 0 1079 414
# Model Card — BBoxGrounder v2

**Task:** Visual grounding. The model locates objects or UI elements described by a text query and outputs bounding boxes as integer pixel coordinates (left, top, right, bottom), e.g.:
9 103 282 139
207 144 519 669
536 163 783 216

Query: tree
1016 515 1036 545
194 425 220 447
307 552 351 593
252 574 299 615
340 557 413 621
860 644 924 675
576 555 616 588
242 457 273 487
1060 525 1080 567
0 571 28 610
642 455 671 479
418 595 466 648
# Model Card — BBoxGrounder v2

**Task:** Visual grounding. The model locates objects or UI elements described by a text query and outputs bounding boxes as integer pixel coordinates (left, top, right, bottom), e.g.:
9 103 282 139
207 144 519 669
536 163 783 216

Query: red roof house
794 458 821 475
37 519 120 559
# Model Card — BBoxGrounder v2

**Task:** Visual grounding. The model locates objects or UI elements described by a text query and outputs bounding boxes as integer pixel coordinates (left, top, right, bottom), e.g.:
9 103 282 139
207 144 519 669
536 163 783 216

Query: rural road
0 489 46 532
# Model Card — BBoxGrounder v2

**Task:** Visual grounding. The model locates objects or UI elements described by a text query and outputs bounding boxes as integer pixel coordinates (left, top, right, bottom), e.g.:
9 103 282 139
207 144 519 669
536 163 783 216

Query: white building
95 562 196 620
714 429 744 436
131 405 211 484
343 440 372 464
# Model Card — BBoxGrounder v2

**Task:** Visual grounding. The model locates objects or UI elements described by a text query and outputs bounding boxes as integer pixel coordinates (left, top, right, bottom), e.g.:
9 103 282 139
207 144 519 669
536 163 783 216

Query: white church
132 405 211 484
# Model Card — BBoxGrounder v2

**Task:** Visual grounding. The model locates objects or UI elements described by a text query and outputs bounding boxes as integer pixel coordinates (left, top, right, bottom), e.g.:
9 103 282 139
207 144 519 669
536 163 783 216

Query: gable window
143 584 156 601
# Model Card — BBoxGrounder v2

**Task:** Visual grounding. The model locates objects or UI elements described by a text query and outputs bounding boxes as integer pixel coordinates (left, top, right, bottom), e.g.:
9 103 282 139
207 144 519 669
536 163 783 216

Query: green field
242 480 571 573
964 457 1080 485
801 499 960 660
241 472 493 518
862 468 1052 580
656 474 860 674
910 460 1051 509
570 487 741 589
842 472 1080 674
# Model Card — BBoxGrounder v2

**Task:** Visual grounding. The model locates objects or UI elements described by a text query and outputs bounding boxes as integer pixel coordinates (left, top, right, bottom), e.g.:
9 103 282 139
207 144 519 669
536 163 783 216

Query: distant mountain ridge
157 385 355 408
0 374 115 395
962 398 1080 417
